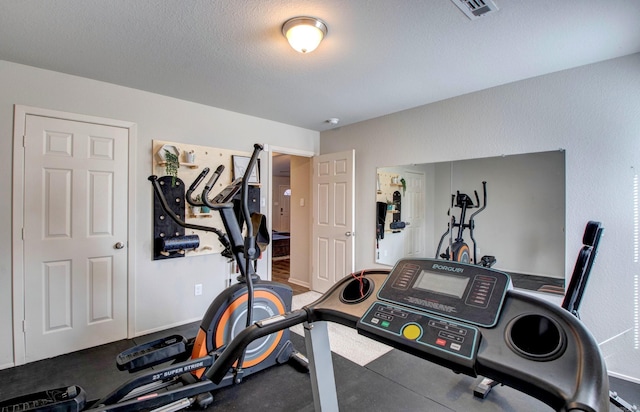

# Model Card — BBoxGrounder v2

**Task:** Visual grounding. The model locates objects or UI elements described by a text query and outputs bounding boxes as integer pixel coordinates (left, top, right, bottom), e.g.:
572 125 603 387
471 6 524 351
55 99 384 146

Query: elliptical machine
147 144 308 384
435 181 495 267
0 144 307 411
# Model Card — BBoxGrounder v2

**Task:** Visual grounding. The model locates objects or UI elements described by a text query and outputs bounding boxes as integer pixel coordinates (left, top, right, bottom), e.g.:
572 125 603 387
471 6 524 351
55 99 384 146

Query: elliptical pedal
0 386 86 412
116 335 188 372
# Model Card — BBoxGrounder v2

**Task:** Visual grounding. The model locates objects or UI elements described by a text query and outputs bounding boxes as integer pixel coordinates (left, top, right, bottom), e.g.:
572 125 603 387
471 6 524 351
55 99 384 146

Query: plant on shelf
195 194 211 213
164 149 180 187
189 196 200 215
400 177 406 196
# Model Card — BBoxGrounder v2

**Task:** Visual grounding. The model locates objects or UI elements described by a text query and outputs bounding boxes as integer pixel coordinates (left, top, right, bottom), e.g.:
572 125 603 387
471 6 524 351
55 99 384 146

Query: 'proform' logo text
432 263 464 273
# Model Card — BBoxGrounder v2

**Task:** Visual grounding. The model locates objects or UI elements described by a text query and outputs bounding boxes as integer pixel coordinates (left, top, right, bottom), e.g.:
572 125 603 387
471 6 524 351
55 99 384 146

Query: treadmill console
357 259 511 374
378 259 511 327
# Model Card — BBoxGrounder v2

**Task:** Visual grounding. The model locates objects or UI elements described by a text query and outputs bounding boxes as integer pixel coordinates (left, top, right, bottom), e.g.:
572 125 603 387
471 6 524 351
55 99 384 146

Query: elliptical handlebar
468 181 487 265
230 143 263 370
186 165 226 208
241 144 263 244
186 167 210 206
202 165 226 206
469 181 487 221
149 175 214 235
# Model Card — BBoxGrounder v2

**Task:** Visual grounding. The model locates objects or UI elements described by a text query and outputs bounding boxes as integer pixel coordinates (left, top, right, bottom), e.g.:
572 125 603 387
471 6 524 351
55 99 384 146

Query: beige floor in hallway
290 290 393 367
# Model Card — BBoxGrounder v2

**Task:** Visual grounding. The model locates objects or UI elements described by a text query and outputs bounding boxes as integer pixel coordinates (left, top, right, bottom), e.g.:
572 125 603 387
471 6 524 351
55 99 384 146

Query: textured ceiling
1 1 639 131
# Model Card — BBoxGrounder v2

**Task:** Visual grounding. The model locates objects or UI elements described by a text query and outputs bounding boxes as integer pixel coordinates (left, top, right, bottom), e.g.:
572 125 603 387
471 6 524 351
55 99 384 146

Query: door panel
23 115 128 362
43 260 72 331
44 168 72 237
88 256 114 323
312 150 355 293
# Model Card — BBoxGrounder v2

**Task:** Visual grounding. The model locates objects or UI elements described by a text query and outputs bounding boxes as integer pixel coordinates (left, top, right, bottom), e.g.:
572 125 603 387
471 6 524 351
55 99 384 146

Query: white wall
0 60 319 368
321 53 640 382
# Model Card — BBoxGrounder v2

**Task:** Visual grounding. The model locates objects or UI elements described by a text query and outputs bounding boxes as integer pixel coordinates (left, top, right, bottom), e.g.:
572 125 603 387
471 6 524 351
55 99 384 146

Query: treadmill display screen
414 270 469 299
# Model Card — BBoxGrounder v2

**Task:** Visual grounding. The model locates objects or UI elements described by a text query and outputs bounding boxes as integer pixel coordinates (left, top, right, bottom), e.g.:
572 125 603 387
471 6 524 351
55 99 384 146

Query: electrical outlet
194 284 203 296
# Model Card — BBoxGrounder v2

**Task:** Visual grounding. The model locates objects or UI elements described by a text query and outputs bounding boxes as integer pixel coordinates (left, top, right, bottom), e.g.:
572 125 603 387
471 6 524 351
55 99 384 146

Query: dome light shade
282 17 327 53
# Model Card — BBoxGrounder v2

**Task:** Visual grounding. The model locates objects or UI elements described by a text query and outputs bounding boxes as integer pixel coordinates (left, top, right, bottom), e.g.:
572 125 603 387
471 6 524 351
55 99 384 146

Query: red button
436 338 446 346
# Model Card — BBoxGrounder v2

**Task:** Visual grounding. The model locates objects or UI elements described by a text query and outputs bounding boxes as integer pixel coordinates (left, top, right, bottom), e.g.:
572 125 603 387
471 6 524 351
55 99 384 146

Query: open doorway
271 152 311 295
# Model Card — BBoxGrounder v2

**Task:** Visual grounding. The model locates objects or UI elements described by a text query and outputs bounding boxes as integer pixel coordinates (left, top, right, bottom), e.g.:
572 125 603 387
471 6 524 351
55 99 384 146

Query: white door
278 184 291 232
312 150 355 293
403 170 426 257
22 114 129 362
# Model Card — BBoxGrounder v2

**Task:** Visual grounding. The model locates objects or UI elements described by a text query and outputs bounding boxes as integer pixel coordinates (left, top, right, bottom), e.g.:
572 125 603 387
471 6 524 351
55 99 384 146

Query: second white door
312 150 355 293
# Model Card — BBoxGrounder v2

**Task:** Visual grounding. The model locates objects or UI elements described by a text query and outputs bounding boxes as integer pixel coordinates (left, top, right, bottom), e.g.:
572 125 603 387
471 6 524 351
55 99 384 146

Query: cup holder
340 277 374 304
506 314 566 361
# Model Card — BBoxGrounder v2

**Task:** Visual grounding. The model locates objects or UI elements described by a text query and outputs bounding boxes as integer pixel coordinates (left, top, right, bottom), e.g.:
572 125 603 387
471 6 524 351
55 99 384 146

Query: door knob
114 242 125 249
345 232 354 237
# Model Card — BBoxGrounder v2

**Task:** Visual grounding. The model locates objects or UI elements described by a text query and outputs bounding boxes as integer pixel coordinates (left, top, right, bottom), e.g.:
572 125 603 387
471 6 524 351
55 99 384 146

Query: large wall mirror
375 150 566 292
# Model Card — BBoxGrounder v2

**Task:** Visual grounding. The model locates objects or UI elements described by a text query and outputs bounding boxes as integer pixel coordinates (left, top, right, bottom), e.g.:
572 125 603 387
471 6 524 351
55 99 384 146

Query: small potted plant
195 194 211 214
164 149 180 187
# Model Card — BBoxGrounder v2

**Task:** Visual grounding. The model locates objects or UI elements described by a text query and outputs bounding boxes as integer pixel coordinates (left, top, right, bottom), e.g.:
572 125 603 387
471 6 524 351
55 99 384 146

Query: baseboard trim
134 317 201 338
0 361 15 371
287 277 310 288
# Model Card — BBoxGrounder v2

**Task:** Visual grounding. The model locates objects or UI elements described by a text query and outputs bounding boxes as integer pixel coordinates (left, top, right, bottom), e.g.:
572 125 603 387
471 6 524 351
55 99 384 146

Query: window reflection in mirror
375 150 565 293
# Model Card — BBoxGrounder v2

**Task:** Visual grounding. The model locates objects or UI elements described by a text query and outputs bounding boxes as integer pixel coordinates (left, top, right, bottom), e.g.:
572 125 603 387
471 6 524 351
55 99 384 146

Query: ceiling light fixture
282 16 327 54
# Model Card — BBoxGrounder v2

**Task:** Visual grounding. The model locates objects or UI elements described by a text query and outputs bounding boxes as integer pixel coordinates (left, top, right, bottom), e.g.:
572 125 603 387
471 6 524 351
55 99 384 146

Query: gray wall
321 53 640 382
0 60 319 368
377 151 565 277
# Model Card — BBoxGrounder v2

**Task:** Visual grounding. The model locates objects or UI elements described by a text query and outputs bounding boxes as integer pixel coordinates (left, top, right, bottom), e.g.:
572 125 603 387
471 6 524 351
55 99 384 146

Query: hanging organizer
152 176 200 260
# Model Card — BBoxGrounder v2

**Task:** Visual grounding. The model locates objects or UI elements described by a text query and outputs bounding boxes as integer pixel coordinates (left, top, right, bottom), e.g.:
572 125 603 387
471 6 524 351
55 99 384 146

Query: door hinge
21 228 24 240
22 320 27 332
22 135 26 147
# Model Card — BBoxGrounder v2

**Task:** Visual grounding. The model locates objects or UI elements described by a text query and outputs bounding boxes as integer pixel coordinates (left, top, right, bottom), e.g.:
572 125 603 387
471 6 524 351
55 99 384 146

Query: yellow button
402 324 422 340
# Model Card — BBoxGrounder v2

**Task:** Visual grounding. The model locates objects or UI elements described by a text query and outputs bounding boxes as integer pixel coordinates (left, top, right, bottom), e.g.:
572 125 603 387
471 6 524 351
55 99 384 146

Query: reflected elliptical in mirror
375 150 565 293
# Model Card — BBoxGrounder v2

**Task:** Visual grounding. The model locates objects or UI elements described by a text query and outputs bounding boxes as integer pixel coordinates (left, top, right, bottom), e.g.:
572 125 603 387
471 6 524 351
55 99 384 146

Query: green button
381 321 390 328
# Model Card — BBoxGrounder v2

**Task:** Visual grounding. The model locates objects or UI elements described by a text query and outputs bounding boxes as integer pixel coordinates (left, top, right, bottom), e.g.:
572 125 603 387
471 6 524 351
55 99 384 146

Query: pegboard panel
376 172 403 233
152 176 188 260
376 171 402 204
152 140 256 257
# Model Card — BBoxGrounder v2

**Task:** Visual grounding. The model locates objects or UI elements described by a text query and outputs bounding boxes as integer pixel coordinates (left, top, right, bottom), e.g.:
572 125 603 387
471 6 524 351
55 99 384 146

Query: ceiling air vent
451 0 499 20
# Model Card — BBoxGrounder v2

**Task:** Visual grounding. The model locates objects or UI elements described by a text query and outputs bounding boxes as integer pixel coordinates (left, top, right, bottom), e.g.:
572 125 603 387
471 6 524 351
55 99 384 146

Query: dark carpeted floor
1 322 637 411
